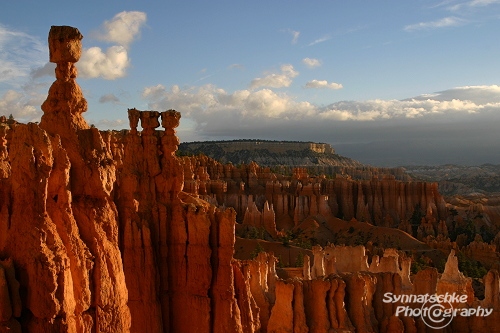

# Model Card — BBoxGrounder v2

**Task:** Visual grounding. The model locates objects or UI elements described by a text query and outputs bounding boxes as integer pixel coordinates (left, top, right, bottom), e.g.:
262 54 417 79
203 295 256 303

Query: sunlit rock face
0 25 253 333
41 26 89 133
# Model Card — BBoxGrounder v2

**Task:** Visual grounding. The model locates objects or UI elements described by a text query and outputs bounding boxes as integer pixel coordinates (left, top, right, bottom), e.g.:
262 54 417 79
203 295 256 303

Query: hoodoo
41 26 89 133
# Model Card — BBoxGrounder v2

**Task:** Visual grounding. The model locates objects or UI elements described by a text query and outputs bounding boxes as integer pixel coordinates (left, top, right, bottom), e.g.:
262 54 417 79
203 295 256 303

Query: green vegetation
449 219 476 245
410 252 487 278
410 205 424 237
457 252 488 278
279 230 315 249
276 255 285 268
238 227 267 240
435 258 446 273
250 242 265 259
295 251 304 267
479 225 495 243
411 256 430 274
249 227 267 240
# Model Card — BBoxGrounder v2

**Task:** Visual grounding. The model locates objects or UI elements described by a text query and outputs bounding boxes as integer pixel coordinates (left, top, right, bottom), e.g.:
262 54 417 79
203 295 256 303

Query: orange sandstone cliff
0 26 254 333
1 25 499 333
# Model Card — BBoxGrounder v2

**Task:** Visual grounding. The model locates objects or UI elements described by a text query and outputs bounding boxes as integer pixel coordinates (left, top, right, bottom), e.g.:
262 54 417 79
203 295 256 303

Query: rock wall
180 155 448 233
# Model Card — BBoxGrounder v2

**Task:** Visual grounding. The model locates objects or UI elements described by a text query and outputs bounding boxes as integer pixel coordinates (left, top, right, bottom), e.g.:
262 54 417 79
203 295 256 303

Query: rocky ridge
404 164 500 196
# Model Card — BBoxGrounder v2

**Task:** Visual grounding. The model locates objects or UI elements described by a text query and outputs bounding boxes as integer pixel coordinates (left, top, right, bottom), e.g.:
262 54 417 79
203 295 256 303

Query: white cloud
142 84 316 123
302 58 321 68
0 90 41 120
91 11 147 48
99 94 120 104
282 29 300 44
78 46 130 79
0 24 47 85
308 35 331 46
411 85 500 104
289 29 300 44
469 0 500 6
305 80 343 90
228 63 244 70
447 0 500 12
249 64 298 89
318 98 485 121
404 16 465 31
77 11 146 80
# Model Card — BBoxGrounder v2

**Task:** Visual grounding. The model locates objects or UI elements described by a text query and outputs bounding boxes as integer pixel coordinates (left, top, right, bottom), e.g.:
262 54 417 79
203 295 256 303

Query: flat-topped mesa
183 140 335 154
40 25 89 133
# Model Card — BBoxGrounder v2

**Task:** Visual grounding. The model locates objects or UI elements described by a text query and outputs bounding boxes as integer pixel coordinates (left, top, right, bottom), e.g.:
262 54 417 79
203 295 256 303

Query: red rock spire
40 25 89 133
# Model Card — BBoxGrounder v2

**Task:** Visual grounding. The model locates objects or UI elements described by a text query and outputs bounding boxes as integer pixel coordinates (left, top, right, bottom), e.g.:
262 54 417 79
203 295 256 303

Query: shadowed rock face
1 25 499 333
179 154 448 238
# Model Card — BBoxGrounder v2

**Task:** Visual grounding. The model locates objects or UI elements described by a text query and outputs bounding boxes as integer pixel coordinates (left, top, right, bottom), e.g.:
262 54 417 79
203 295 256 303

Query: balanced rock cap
48 25 83 63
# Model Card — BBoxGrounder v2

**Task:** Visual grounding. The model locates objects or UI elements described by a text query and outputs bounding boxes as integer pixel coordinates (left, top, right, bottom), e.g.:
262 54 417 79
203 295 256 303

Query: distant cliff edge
178 139 363 168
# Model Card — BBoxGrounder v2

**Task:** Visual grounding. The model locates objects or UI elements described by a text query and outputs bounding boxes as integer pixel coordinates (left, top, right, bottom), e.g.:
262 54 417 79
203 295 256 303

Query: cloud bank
141 83 500 165
143 83 500 125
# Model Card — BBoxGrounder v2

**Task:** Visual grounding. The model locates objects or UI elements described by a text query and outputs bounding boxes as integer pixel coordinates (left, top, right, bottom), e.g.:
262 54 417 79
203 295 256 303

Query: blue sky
1 0 500 165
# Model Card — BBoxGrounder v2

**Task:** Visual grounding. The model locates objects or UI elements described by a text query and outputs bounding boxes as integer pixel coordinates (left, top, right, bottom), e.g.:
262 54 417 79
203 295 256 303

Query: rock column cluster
116 108 260 332
179 157 448 236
